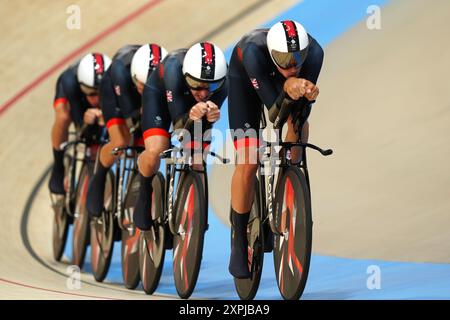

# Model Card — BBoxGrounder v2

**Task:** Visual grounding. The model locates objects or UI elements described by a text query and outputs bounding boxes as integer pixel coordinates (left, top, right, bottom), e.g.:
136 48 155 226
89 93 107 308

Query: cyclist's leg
86 121 130 218
133 88 171 231
228 54 262 278
133 135 170 230
49 78 72 194
87 69 130 217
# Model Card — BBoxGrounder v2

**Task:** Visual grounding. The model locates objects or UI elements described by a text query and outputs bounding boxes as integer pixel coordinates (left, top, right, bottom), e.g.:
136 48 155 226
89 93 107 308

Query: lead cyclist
227 20 324 278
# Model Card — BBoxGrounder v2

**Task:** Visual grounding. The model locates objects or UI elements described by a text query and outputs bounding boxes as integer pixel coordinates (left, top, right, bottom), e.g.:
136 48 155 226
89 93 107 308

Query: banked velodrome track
1 0 450 299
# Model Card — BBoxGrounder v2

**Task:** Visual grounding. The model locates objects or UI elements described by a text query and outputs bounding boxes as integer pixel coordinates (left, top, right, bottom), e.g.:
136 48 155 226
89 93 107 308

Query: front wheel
233 178 264 300
90 171 116 282
139 172 166 294
51 154 73 261
121 172 142 290
172 171 207 299
273 166 312 300
71 163 91 268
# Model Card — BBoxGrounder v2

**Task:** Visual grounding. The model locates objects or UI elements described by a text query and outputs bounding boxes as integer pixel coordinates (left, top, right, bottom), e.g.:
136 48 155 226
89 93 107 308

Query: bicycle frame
257 107 332 237
163 146 208 236
111 130 144 230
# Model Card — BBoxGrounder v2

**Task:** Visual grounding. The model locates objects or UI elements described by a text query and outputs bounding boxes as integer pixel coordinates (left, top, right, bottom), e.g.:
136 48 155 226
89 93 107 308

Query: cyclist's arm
241 44 295 123
163 58 192 130
111 60 140 120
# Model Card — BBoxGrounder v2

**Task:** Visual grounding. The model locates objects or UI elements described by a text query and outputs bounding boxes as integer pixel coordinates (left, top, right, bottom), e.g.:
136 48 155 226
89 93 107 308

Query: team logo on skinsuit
251 78 259 89
114 85 121 96
166 90 173 102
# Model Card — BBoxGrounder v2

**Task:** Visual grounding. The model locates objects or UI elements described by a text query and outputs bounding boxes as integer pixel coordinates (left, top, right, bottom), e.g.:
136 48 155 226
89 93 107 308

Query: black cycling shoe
86 162 109 219
133 174 154 231
228 209 251 279
49 149 65 195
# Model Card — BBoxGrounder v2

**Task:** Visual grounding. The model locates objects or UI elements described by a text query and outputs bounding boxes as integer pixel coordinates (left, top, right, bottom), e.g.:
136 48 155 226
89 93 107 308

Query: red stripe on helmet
203 42 214 65
93 53 104 75
150 44 161 68
282 20 297 38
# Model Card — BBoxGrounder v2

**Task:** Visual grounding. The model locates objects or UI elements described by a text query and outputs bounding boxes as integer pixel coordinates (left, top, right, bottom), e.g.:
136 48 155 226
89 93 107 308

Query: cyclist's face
190 88 210 102
86 94 99 107
277 65 301 78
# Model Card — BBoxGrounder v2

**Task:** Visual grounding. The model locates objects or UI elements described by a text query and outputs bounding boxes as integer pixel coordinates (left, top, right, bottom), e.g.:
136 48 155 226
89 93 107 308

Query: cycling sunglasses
80 83 99 97
271 48 308 70
185 74 225 93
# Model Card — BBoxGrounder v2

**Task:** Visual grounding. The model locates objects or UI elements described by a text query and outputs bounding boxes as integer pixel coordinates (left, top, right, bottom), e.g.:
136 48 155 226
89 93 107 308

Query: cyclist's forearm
268 90 294 124
173 113 190 130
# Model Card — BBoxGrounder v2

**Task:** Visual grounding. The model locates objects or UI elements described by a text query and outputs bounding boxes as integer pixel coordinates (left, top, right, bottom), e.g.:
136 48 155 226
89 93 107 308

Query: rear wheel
172 171 206 299
90 171 116 282
139 172 166 294
233 178 264 300
71 163 91 268
121 172 141 290
273 166 312 300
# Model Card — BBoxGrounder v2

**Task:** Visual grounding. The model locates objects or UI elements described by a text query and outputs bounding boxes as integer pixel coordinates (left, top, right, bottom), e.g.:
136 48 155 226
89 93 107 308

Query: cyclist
49 53 112 195
227 20 323 278
86 44 168 219
133 42 228 231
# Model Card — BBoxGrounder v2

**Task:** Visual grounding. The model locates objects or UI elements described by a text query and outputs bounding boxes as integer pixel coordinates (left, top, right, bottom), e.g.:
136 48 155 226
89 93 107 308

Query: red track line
0 0 163 117
0 277 120 300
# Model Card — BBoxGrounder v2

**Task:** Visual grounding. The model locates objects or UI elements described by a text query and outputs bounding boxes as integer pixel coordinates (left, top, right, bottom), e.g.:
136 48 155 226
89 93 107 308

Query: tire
90 170 116 282
52 154 73 261
233 178 264 300
172 171 206 299
273 166 312 300
139 172 166 294
71 163 91 268
120 172 142 290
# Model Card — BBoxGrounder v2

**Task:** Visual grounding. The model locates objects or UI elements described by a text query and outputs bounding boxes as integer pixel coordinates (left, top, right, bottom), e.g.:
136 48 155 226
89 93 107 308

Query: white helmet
77 53 112 93
267 20 309 69
131 44 168 84
182 42 227 91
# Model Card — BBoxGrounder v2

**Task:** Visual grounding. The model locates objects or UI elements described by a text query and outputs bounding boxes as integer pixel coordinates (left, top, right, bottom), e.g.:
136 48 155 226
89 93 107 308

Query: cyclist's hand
284 78 313 101
83 108 102 125
189 102 208 121
304 83 319 101
205 101 220 123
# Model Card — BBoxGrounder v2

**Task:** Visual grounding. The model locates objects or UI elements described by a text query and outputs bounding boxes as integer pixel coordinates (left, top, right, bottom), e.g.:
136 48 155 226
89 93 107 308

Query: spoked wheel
273 166 312 300
172 171 206 299
90 171 116 282
139 172 166 295
51 154 73 261
71 164 91 268
120 172 142 290
233 178 264 300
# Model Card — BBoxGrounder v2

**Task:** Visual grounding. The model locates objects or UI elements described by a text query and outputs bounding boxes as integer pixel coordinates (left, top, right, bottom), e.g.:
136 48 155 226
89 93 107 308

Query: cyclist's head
131 43 168 95
182 42 227 102
267 20 309 77
77 53 112 106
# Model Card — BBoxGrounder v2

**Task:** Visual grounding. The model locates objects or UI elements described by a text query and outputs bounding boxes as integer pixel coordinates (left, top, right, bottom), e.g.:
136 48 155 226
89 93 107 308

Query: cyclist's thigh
228 74 261 147
100 69 125 129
